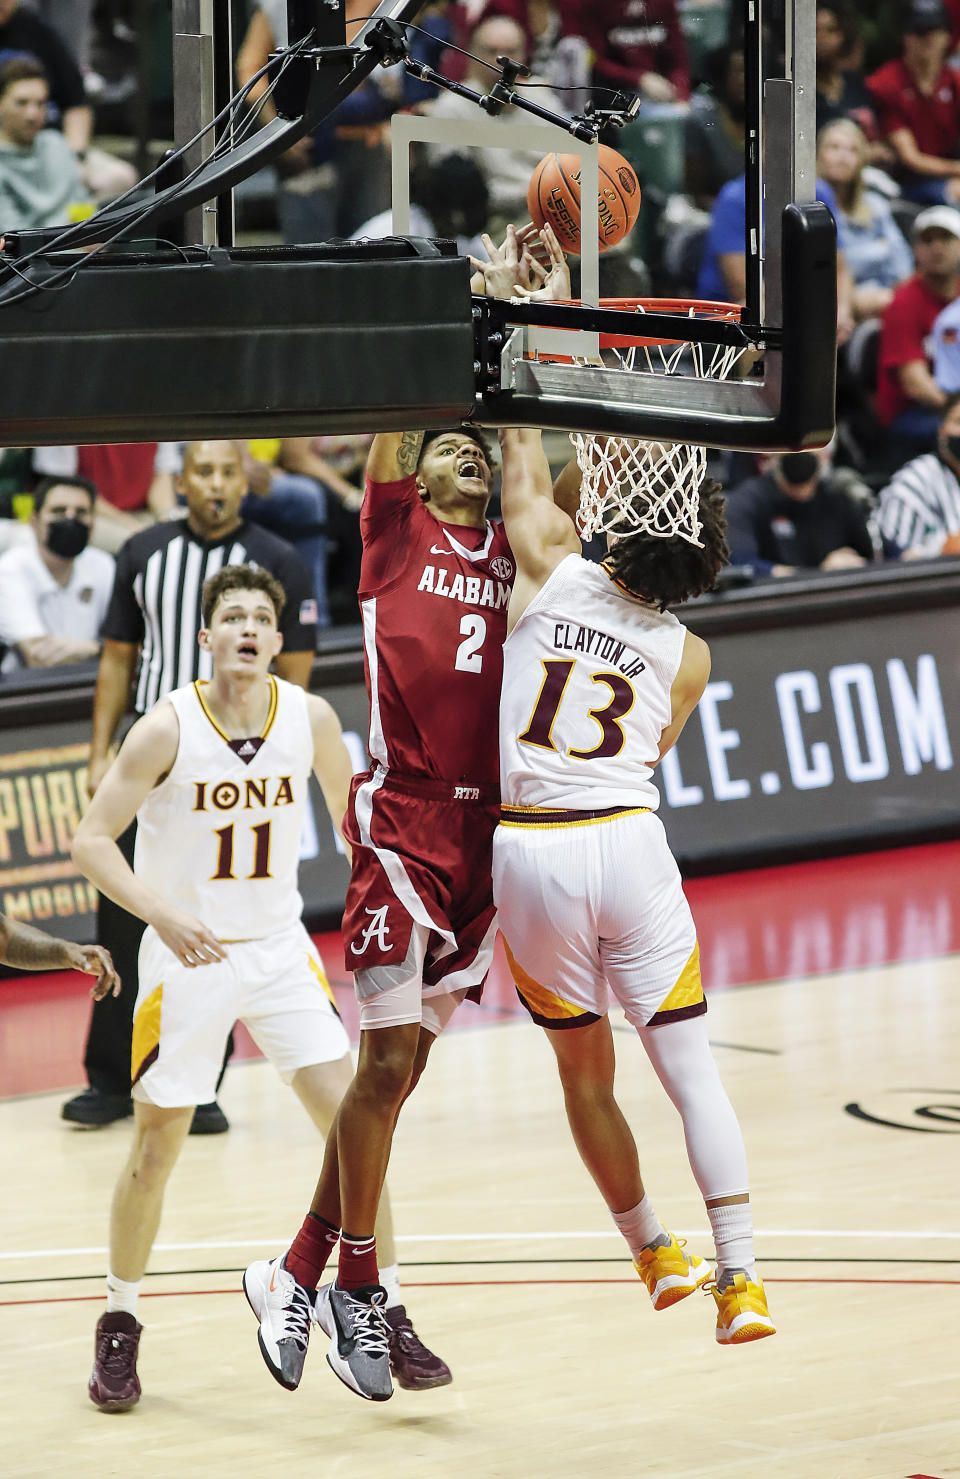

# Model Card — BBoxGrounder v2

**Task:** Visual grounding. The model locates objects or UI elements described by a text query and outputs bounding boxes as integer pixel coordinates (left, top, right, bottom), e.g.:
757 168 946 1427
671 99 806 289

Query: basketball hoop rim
552 296 742 351
538 294 742 352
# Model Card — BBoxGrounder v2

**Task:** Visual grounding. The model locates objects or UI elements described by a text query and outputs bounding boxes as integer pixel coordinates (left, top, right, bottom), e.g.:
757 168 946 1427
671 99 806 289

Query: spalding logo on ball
527 144 641 254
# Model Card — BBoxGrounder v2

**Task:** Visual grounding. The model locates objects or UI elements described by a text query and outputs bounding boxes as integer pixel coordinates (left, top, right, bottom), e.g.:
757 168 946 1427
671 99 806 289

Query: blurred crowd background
3 0 960 679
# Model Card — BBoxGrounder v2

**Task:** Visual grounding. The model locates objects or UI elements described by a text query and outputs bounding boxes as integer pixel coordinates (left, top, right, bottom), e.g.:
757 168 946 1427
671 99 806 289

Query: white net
564 301 747 546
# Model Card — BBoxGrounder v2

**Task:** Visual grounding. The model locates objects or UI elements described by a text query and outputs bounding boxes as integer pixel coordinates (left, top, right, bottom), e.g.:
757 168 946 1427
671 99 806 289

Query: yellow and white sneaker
709 1272 776 1344
634 1233 713 1311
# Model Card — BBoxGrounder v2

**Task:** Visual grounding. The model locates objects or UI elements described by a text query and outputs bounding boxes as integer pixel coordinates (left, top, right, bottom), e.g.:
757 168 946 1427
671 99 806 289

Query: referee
62 441 318 1133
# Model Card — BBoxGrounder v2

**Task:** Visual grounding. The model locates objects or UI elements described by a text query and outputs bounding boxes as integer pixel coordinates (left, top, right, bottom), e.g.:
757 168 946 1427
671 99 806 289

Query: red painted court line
6 1275 960 1309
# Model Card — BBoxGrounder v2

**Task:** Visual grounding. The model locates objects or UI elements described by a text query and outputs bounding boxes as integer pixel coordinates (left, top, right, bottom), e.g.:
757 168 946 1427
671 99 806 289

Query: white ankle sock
611 1194 666 1261
378 1261 402 1309
106 1270 142 1319
706 1198 756 1282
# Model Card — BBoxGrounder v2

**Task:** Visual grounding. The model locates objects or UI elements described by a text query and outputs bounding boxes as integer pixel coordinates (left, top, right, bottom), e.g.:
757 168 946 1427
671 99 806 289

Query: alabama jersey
135 675 312 939
359 475 515 786
499 554 686 811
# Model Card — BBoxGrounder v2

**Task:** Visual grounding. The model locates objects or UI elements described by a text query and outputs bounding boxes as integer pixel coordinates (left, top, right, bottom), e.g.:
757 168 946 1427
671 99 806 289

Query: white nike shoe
243 1253 314 1391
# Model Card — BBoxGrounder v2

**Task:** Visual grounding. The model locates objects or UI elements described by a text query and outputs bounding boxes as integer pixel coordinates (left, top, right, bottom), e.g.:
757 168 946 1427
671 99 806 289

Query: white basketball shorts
131 920 350 1108
492 807 705 1031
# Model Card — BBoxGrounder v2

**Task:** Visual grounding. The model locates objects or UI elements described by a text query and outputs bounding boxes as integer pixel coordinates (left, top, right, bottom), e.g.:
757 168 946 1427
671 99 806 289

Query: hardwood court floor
2 843 959 1479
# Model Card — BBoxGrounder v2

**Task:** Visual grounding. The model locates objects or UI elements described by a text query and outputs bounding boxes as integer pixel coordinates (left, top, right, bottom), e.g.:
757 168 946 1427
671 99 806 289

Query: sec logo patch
490 556 514 579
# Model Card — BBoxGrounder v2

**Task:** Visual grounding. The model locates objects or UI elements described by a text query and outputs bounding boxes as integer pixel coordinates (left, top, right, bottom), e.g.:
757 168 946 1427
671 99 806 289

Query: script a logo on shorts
490 555 513 580
350 905 391 955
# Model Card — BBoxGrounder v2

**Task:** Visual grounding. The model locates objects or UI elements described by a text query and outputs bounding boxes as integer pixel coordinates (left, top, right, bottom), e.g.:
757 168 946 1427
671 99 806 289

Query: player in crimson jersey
245 224 570 1402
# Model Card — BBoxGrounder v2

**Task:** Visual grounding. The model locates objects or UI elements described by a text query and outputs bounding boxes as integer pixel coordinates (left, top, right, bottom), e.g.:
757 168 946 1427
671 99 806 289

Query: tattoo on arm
396 430 425 476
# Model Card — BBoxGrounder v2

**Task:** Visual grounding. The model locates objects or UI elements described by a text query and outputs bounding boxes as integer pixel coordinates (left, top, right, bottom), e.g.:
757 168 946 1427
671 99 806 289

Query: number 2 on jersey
455 614 487 673
519 658 634 759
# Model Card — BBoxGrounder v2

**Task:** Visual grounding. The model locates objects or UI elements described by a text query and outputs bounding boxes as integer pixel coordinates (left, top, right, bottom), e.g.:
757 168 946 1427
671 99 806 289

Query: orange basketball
941 532 960 554
527 144 641 254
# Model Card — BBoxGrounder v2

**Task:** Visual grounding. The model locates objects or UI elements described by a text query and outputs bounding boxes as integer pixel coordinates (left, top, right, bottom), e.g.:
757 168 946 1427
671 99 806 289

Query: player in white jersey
493 424 776 1346
72 564 448 1413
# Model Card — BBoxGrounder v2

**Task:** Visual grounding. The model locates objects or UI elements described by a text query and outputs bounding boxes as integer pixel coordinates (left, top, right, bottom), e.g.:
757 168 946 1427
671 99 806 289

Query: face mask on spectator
943 434 960 463
45 517 91 559
779 452 819 485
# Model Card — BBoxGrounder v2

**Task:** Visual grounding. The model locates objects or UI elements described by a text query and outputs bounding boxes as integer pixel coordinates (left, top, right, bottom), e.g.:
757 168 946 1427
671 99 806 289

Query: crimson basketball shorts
493 807 704 1032
342 767 501 1026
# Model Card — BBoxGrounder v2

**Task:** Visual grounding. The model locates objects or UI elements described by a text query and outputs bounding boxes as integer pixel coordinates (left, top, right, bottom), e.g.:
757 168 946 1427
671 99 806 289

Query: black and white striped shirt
102 519 317 714
876 454 960 554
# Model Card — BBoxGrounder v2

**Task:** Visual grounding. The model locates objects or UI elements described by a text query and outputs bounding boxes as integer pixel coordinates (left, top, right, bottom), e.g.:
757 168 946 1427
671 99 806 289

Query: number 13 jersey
499 554 687 811
359 476 515 786
134 675 311 939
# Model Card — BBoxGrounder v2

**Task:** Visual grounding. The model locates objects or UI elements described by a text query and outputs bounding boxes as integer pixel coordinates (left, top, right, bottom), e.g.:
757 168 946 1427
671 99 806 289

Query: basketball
527 144 641 254
941 532 960 554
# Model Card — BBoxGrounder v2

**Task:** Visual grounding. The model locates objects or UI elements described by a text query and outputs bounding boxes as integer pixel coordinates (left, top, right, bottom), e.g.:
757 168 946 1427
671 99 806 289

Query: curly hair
603 479 730 610
201 563 286 627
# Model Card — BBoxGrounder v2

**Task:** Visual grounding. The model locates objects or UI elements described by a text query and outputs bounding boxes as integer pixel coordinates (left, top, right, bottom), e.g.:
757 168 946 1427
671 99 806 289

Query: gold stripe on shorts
502 939 600 1031
648 943 707 1025
499 803 650 830
131 983 163 1085
305 952 342 1019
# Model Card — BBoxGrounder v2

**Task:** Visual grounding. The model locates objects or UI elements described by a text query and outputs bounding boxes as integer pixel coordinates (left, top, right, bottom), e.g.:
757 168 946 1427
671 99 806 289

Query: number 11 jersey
359 476 515 787
134 675 311 939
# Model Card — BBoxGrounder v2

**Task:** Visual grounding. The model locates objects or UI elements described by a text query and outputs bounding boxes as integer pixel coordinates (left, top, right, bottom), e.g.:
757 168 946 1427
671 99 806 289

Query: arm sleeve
100 545 145 644
0 559 46 644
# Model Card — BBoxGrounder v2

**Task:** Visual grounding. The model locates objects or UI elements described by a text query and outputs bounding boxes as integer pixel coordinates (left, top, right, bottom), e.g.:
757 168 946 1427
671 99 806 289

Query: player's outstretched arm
307 693 355 855
72 704 226 968
656 631 711 761
499 427 580 625
366 430 426 485
0 913 121 999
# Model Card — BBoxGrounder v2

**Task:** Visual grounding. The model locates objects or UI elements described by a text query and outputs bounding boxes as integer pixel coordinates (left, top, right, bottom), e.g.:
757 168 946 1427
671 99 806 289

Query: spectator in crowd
477 0 591 96
273 435 367 623
724 448 877 578
685 46 746 210
876 205 960 460
0 0 133 199
236 0 393 244
351 150 490 260
32 442 178 553
696 166 855 342
930 280 960 390
242 439 332 627
0 56 88 228
876 394 960 555
19 0 93 71
427 14 565 229
816 118 913 319
866 0 960 206
61 440 318 1135
563 0 690 103
0 475 113 672
815 2 879 141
